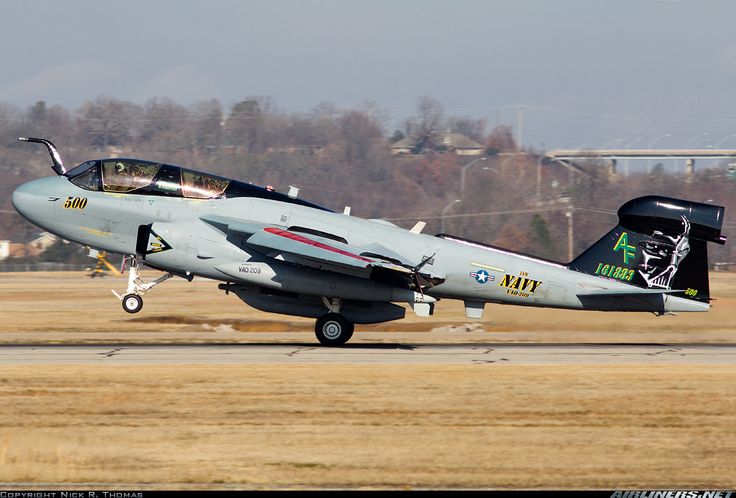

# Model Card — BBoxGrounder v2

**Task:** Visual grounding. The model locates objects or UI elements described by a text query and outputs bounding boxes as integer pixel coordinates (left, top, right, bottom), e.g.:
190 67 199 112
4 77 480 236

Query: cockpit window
66 160 98 178
138 165 182 197
70 157 331 210
70 163 101 191
181 169 230 199
102 160 160 192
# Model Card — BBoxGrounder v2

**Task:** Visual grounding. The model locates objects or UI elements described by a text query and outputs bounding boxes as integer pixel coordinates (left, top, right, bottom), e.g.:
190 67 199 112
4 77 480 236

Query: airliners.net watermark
611 492 733 498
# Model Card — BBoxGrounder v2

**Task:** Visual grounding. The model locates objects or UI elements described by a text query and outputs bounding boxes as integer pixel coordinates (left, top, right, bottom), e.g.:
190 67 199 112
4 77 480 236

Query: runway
0 343 734 365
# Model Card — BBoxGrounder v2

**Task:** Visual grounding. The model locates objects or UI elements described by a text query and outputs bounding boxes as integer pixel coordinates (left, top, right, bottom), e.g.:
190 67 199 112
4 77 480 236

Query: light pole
516 105 524 152
549 158 575 190
460 157 487 195
686 132 709 148
566 206 574 262
536 154 545 200
625 137 643 148
601 137 625 149
623 137 643 176
647 133 670 173
684 132 709 175
440 199 461 234
648 133 670 149
715 134 736 148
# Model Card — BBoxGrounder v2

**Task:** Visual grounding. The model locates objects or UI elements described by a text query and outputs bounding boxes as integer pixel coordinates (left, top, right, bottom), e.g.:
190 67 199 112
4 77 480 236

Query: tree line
1 95 734 266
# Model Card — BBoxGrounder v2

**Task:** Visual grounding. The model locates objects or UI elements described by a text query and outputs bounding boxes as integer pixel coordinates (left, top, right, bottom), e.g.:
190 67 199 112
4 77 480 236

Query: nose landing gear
111 256 173 314
122 293 143 314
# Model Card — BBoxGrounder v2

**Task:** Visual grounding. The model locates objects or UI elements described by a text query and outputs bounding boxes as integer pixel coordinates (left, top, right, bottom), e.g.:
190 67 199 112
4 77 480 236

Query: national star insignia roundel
470 269 492 284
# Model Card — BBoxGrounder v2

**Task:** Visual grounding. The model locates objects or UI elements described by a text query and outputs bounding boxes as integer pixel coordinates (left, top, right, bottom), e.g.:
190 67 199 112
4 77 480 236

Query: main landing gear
111 256 173 314
314 298 354 346
315 313 354 346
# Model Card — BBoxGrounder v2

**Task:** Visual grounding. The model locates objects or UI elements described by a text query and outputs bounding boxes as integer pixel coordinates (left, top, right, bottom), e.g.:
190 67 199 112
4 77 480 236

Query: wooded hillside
1 96 734 265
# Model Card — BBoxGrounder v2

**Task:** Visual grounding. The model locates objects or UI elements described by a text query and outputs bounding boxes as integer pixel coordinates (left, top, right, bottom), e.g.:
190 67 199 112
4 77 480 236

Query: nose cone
12 177 59 229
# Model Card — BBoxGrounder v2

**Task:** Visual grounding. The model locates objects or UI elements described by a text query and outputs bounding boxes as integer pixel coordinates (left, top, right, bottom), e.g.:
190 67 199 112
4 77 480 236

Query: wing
199 214 270 237
247 226 413 275
200 214 436 284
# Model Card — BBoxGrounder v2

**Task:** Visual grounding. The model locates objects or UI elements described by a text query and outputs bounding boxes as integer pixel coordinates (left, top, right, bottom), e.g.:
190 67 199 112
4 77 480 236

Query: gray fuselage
13 174 708 318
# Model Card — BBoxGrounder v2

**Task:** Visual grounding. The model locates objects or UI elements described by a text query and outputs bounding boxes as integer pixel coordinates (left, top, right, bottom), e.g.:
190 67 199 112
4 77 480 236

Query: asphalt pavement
0 342 734 365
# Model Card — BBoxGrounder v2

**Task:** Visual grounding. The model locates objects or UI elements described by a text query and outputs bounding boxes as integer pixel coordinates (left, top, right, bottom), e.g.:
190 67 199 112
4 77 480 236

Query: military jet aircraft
12 137 728 345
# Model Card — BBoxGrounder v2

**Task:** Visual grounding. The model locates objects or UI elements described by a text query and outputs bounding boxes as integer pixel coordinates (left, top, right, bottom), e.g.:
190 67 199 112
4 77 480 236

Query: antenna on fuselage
18 137 65 175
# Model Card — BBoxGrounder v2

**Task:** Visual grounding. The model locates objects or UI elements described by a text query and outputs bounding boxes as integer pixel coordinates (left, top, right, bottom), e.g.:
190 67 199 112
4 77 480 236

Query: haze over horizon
2 0 736 150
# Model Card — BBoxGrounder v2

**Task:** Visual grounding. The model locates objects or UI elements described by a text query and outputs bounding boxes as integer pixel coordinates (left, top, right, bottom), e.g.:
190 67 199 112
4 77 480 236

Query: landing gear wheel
315 313 354 346
122 293 143 314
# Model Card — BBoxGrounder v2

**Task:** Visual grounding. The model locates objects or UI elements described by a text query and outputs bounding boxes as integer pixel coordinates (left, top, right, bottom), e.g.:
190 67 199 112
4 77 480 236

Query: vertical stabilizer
569 196 725 302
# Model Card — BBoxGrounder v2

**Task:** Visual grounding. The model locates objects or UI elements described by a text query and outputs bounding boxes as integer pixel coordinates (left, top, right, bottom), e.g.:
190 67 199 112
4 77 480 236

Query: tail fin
569 196 726 302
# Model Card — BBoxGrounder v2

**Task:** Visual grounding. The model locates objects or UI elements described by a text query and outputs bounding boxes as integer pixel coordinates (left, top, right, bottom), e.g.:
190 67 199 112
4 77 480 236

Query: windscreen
65 160 98 178
70 163 101 191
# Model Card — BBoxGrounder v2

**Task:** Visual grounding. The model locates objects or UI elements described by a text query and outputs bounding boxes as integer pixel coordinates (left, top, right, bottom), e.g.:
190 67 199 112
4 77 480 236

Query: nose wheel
122 293 143 314
315 313 354 346
112 256 173 314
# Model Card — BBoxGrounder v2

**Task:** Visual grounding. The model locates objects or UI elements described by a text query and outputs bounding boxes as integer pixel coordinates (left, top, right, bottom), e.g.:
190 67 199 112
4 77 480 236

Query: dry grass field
0 365 734 489
0 271 735 489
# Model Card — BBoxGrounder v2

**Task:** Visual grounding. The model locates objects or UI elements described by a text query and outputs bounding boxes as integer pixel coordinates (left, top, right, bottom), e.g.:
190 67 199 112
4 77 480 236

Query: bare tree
187 99 223 153
141 98 189 140
448 117 486 143
338 109 384 164
77 96 140 148
486 124 516 152
0 103 23 144
224 97 276 153
405 95 445 146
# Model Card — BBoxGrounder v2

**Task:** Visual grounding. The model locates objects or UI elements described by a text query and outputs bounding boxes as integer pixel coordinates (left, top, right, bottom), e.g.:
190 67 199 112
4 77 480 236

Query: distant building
29 232 59 253
437 133 486 156
390 132 485 156
5 242 35 259
390 137 416 155
0 232 59 260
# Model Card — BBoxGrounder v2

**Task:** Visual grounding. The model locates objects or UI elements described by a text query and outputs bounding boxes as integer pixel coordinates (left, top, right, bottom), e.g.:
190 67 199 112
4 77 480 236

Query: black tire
315 313 354 346
122 293 143 314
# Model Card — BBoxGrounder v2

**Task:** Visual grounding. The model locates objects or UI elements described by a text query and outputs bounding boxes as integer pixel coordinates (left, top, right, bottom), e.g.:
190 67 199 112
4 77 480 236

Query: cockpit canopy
64 158 329 210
